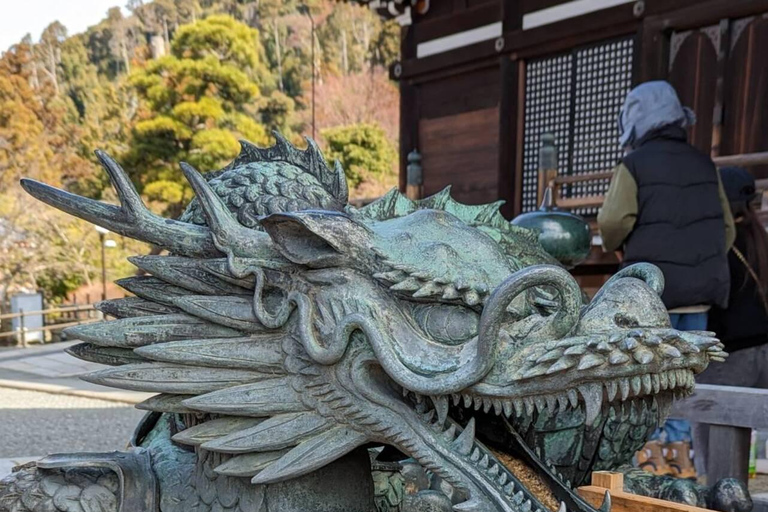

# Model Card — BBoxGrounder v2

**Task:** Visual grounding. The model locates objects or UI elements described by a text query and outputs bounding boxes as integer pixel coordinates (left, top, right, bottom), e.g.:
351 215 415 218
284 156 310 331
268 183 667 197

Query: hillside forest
0 0 400 307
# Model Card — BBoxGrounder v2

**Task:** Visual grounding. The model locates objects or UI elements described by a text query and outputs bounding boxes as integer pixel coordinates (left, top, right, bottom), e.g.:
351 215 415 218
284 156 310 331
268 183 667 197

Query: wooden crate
578 472 713 512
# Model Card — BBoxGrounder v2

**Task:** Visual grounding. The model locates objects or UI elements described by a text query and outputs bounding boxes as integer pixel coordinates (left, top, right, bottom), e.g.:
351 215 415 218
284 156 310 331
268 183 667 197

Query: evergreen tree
125 15 271 215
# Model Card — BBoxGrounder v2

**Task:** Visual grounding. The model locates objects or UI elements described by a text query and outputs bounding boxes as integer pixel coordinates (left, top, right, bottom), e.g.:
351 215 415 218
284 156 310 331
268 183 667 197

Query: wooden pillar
498 0 523 218
707 425 751 484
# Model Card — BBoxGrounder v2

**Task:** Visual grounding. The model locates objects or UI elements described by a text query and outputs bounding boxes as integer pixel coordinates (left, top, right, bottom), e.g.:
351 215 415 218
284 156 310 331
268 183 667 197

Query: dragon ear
260 211 373 267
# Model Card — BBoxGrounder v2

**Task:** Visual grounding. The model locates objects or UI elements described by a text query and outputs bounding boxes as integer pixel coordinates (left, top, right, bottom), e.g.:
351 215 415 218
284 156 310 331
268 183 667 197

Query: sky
0 0 126 53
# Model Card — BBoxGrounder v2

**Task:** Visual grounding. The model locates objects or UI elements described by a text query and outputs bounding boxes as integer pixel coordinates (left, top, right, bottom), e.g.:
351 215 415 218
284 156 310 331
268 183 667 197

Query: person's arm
716 168 736 251
597 163 638 252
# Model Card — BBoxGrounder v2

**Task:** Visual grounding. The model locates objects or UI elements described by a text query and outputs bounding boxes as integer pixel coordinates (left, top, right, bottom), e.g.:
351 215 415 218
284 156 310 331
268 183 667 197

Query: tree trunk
342 30 349 75
273 18 283 91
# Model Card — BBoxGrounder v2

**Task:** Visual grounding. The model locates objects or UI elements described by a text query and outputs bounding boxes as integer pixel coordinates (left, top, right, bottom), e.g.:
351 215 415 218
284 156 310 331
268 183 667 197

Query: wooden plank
671 384 768 429
710 19 730 158
713 152 768 167
578 485 714 512
668 30 718 154
419 66 500 119
419 107 500 204
414 3 499 44
708 425 751 484
555 196 606 209
591 471 623 492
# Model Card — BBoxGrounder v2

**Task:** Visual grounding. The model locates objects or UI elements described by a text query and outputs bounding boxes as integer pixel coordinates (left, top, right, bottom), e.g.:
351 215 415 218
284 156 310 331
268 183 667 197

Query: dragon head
21 135 726 512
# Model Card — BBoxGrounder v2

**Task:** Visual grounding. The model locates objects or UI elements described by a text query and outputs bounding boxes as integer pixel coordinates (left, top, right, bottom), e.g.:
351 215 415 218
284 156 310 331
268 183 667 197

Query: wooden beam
399 79 418 193
513 59 526 217
708 425 751 484
713 152 768 168
498 55 518 219
671 384 768 429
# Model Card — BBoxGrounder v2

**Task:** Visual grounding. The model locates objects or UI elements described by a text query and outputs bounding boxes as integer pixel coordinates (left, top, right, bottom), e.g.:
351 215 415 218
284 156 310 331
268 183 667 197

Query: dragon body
0 135 745 512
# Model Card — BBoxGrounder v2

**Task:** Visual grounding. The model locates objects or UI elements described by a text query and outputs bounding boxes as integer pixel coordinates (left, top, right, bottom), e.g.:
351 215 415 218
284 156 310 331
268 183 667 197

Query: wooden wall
396 0 768 212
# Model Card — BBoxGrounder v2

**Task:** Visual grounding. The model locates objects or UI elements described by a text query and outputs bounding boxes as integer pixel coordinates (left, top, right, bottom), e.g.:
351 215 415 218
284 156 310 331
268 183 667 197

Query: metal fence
0 304 100 347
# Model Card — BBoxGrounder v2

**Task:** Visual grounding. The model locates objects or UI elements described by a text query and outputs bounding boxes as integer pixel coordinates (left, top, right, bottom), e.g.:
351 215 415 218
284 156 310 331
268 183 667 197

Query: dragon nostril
614 313 639 328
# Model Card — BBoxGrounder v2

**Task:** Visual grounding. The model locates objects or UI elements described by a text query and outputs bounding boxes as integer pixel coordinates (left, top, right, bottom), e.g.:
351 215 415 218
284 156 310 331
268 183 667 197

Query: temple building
360 0 768 288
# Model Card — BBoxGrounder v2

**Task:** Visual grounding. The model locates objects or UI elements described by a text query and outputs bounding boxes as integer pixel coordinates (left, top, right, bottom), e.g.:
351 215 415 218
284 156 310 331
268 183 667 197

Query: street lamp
298 4 316 140
94 226 115 301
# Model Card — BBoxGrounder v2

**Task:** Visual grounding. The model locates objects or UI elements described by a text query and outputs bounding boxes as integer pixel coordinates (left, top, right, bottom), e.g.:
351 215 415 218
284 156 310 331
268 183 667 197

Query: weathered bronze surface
0 135 742 512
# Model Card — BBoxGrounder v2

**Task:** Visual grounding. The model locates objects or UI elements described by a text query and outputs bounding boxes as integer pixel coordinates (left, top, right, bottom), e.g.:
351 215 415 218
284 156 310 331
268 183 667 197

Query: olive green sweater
597 163 736 253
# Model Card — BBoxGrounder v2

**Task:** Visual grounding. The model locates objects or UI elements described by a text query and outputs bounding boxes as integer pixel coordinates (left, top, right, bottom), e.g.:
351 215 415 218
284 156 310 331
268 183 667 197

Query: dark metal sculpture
0 135 742 512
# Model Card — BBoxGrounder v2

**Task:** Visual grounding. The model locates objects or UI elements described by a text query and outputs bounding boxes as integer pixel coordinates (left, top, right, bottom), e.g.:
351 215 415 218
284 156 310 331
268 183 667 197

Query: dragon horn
179 162 275 259
20 151 221 258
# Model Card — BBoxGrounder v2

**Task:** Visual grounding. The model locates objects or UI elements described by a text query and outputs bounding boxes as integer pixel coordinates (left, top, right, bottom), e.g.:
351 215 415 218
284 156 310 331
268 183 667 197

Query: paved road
0 388 145 460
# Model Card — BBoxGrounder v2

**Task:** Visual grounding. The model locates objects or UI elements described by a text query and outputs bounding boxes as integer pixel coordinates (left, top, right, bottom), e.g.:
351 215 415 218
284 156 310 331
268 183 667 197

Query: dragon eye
412 304 479 345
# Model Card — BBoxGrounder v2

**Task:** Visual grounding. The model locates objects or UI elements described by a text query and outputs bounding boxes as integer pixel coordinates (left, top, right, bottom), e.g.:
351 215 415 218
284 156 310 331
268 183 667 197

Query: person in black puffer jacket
598 81 736 479
692 167 768 477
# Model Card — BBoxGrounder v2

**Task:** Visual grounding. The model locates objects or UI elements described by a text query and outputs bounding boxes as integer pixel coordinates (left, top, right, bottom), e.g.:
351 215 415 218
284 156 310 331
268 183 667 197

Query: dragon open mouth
398 364 698 512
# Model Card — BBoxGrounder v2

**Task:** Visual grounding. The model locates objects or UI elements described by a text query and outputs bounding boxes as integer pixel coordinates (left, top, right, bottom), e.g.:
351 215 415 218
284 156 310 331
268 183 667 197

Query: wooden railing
670 383 768 484
0 304 100 346
545 151 768 211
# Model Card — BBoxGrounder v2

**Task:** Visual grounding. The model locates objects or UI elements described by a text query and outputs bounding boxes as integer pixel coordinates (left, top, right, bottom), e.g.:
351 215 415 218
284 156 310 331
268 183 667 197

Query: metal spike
598 490 612 512
632 347 654 365
608 350 630 365
563 345 587 356
432 395 449 426
578 353 605 371
547 357 576 374
390 278 421 292
452 418 476 456
414 282 443 298
659 344 682 359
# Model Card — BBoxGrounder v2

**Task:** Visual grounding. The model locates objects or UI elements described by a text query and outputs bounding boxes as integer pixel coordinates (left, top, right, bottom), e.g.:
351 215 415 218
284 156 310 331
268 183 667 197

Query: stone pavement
0 341 151 479
0 340 153 404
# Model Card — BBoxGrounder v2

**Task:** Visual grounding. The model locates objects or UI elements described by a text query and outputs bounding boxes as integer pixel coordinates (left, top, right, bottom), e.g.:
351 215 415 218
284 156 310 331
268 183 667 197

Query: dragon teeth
452 418 475 455
619 379 630 400
578 382 603 425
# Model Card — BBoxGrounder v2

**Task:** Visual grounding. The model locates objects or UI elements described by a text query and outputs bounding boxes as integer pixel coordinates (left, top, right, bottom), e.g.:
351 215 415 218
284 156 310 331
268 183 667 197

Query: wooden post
707 425 751 484
405 150 423 200
19 308 26 348
537 133 559 206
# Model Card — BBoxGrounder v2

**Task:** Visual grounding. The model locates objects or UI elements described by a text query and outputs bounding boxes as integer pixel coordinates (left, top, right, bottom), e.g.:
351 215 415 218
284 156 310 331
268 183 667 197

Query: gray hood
618 81 696 148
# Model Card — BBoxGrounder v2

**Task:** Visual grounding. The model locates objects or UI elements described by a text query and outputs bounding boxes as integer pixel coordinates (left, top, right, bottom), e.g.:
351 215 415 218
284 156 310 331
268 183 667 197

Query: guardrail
0 304 100 347
544 151 768 211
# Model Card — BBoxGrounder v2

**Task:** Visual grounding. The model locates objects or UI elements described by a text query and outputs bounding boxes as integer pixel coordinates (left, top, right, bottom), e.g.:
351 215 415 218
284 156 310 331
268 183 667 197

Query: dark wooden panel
668 30 718 154
415 3 500 44
722 15 768 178
498 55 519 218
419 66 501 119
419 107 500 204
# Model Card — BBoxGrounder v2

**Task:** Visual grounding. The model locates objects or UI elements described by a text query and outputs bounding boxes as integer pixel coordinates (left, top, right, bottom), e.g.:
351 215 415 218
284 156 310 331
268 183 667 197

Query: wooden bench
670 383 768 484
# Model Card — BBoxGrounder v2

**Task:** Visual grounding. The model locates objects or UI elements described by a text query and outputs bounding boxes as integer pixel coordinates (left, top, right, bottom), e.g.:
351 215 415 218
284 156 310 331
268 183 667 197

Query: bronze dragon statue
0 135 748 512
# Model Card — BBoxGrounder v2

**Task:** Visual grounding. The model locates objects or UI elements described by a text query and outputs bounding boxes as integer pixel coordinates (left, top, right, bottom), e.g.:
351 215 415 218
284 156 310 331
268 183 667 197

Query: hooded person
598 80 735 319
598 81 736 479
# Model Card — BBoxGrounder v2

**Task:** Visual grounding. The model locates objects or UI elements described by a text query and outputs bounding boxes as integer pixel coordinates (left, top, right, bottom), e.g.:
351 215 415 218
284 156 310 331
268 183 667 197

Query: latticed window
521 37 634 214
